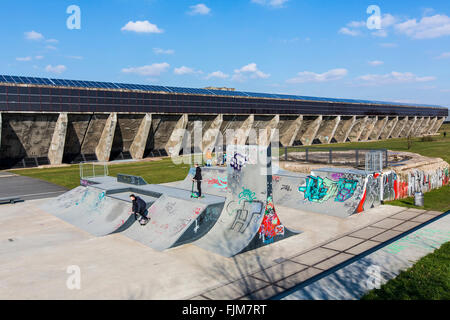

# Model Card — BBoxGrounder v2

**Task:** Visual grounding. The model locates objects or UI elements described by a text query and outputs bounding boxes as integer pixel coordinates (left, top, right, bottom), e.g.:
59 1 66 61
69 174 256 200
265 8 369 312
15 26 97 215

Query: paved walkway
188 208 448 300
0 172 67 201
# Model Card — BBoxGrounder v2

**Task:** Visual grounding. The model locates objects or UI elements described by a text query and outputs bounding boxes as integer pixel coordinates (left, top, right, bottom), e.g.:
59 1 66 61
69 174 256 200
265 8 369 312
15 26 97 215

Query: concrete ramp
194 145 297 257
273 168 381 217
121 194 224 251
39 186 135 236
175 166 228 197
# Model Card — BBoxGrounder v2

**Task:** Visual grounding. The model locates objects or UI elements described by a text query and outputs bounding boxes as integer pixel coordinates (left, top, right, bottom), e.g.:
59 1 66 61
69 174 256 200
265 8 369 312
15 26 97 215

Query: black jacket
132 196 147 214
193 166 202 181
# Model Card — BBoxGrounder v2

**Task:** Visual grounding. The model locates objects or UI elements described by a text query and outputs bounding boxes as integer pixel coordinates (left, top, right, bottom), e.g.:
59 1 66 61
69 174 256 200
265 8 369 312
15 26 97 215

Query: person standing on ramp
192 163 203 198
130 194 150 225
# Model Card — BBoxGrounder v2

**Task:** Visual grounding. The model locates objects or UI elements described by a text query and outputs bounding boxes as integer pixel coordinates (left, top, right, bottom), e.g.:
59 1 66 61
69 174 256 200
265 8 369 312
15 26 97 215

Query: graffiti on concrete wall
230 200 264 233
207 176 228 189
298 176 359 204
230 152 248 172
258 197 285 244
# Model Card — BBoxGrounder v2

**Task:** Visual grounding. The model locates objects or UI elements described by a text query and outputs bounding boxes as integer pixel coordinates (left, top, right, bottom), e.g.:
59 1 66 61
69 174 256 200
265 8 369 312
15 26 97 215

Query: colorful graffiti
238 187 257 204
298 176 358 203
207 177 228 189
258 197 285 244
230 152 248 172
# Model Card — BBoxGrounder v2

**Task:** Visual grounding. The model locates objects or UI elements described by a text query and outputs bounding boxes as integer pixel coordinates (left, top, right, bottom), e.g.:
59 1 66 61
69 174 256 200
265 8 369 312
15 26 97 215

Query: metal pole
385 150 388 168
285 146 288 161
329 149 332 164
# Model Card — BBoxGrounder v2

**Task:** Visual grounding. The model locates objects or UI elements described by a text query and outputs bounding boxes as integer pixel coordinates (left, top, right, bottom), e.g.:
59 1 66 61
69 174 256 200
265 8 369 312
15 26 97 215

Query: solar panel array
0 74 443 108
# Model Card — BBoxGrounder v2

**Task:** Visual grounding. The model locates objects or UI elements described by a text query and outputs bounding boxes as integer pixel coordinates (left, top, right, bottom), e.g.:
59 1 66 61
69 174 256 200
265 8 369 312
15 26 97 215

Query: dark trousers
197 180 202 197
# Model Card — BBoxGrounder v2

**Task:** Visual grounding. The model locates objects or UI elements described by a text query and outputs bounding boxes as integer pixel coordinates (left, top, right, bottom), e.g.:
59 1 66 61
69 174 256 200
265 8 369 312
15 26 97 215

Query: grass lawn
385 185 450 212
362 241 450 300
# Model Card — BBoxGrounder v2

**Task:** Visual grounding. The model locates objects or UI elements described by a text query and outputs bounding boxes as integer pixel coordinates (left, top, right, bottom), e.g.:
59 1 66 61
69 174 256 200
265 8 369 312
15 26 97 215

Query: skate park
1 141 449 300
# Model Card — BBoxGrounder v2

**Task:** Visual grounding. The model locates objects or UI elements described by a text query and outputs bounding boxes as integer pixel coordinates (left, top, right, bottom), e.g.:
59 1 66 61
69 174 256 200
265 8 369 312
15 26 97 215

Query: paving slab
349 226 387 240
390 210 423 221
372 218 405 229
240 284 285 300
251 260 308 283
314 253 354 270
274 267 323 290
322 236 365 252
371 230 403 242
345 240 380 255
392 221 422 232
411 214 437 223
290 247 340 266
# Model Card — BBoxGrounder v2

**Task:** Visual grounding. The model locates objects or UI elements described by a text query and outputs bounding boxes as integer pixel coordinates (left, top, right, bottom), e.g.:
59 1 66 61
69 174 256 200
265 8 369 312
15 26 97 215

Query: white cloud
45 65 67 74
45 45 57 50
206 71 229 79
46 39 58 44
252 0 288 8
35 56 44 60
358 71 436 85
232 63 270 81
338 27 361 37
286 68 348 83
395 14 450 39
121 20 163 33
16 56 32 62
24 30 44 41
188 4 211 15
154 48 175 55
436 52 450 59
174 66 202 75
368 60 384 66
122 63 170 76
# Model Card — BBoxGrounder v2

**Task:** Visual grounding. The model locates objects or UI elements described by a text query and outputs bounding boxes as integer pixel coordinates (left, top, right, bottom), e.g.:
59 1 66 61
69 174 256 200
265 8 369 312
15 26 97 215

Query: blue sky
0 0 449 112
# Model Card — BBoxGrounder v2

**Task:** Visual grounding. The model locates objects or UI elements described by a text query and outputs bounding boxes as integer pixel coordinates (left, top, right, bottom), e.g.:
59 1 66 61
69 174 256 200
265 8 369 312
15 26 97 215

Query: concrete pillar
391 117 408 139
233 114 254 145
334 116 356 143
129 113 152 160
280 115 303 147
360 116 378 141
202 114 223 153
48 113 68 165
300 115 322 146
403 116 417 137
348 116 368 142
369 116 388 140
380 116 398 140
315 116 341 144
417 117 431 136
425 117 438 135
259 115 279 146
430 117 446 135
95 112 117 162
411 117 425 137
165 114 188 157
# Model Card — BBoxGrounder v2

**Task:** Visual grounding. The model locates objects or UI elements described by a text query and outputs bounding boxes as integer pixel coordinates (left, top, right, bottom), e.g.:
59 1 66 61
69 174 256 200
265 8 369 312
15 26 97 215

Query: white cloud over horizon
357 71 436 85
232 63 270 81
122 63 170 76
154 48 175 55
45 65 67 74
368 60 384 66
286 68 348 83
206 71 229 79
174 66 202 75
121 20 163 33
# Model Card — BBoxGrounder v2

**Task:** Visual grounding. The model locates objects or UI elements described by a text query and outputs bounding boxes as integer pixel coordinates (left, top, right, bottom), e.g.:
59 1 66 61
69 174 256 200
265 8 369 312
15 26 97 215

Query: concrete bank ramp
272 168 381 217
38 186 134 236
193 145 298 257
121 194 224 251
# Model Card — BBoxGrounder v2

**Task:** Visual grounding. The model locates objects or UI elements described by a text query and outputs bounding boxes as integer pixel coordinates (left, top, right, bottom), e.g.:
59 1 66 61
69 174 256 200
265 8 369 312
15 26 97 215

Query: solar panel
0 75 7 82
